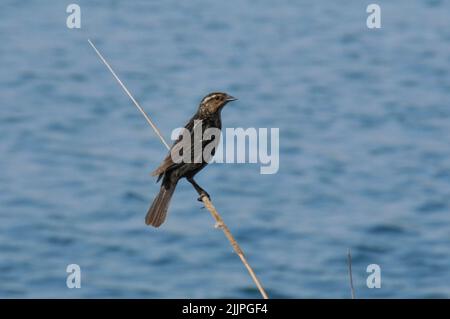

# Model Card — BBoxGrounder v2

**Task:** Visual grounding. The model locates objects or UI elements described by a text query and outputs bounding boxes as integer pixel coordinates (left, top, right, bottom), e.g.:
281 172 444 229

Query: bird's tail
145 180 177 227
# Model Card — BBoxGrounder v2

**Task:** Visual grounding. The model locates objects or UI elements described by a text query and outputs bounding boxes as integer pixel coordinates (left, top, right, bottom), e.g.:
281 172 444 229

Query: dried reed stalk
347 248 356 299
88 39 269 299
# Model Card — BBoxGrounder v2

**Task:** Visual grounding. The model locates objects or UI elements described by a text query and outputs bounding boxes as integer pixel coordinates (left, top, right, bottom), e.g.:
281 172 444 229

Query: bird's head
198 92 237 116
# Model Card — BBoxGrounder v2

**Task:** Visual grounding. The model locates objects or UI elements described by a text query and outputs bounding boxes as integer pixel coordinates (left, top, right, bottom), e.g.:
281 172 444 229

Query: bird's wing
150 153 175 178
150 115 196 178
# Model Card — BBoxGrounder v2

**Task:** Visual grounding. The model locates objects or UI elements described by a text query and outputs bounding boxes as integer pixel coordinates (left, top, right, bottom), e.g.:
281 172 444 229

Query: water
1 0 450 298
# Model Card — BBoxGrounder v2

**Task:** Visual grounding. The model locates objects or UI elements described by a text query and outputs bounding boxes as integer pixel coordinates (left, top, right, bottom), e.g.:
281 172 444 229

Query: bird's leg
187 177 210 202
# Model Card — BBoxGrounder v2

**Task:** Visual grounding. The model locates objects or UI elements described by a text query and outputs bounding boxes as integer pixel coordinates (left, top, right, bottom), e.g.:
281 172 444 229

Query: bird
145 92 237 227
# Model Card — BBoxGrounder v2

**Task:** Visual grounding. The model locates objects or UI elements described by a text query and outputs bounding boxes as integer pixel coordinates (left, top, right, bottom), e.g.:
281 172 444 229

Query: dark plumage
145 92 237 227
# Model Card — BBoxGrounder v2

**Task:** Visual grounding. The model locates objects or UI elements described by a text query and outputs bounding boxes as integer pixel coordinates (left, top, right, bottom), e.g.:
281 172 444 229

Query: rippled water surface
1 0 450 298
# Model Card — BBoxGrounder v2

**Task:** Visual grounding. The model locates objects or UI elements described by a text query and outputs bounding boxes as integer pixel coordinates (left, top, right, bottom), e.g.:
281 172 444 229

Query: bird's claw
197 191 210 202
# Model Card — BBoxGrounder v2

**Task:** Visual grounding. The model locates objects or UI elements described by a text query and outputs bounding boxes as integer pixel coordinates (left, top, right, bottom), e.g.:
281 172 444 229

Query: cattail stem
199 194 268 299
347 248 356 299
88 39 268 299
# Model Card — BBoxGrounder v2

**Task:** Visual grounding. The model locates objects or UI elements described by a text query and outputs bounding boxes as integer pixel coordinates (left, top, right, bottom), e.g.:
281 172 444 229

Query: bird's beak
226 95 237 102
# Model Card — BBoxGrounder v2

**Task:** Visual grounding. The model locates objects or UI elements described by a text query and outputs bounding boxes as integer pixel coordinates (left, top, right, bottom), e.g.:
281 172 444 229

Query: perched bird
145 92 237 227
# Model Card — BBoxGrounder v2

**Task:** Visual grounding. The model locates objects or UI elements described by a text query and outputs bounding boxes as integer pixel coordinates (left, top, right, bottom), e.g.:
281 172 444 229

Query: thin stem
88 39 268 299
198 193 268 299
88 39 170 150
347 248 356 299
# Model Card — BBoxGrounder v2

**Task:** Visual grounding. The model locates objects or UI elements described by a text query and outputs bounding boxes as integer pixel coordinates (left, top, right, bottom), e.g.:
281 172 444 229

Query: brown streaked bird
145 92 237 227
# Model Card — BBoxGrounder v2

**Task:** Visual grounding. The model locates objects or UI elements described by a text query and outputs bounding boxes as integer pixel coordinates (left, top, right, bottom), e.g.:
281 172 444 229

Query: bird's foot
197 191 210 202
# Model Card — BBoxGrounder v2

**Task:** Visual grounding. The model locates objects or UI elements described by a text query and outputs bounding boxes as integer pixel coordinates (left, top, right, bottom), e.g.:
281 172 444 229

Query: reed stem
88 39 268 299
347 248 356 299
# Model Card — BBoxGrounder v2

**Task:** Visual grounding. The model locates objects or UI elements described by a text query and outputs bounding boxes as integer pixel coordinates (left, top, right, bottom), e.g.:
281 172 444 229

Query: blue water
1 0 450 298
